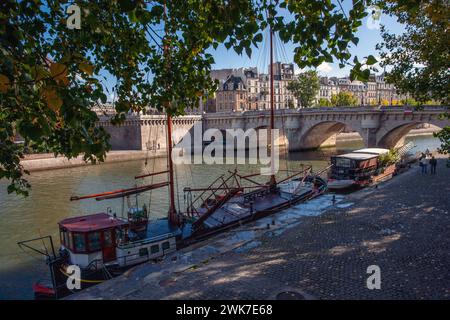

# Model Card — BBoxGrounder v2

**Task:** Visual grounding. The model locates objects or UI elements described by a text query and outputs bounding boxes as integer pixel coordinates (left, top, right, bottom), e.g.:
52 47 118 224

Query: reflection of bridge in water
98 106 449 151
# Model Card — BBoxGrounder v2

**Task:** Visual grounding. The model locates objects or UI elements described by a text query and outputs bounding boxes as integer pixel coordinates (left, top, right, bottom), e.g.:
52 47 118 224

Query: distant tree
330 92 358 107
287 99 295 109
401 98 420 106
317 98 332 107
287 71 320 108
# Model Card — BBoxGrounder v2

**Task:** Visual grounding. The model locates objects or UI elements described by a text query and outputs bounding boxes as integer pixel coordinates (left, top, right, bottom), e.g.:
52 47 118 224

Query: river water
0 135 441 299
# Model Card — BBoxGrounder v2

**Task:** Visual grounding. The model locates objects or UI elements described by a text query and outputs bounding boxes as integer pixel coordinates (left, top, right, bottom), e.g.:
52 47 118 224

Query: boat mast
269 19 276 186
164 1 178 225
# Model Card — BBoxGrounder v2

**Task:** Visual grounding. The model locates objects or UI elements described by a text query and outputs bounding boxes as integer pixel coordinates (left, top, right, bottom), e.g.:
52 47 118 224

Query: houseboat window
73 233 86 252
68 232 73 250
150 244 159 254
162 241 170 251
115 228 127 244
64 232 70 248
335 158 351 167
60 230 66 246
103 230 113 247
88 232 101 251
139 248 148 257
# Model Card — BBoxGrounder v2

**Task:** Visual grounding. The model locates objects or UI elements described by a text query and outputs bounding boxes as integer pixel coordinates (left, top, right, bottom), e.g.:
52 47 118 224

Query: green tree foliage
286 71 319 108
330 92 358 107
376 0 450 104
317 98 332 107
0 0 375 195
434 126 450 155
378 148 400 167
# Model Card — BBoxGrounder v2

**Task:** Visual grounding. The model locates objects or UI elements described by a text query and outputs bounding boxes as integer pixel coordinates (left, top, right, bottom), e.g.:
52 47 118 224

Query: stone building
208 66 410 112
317 77 339 102
215 75 248 112
315 73 406 106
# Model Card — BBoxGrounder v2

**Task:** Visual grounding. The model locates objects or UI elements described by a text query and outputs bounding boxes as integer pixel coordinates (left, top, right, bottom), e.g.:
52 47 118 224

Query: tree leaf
0 74 10 93
366 55 377 65
79 62 94 75
253 33 263 43
43 88 63 111
50 63 68 85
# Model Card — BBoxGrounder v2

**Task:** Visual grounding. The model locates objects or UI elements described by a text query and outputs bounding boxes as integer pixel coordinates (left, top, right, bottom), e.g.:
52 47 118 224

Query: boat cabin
330 148 389 181
58 213 129 268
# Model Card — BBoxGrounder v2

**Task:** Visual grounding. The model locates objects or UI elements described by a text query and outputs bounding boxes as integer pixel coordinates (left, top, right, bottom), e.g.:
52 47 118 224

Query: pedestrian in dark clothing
429 156 437 175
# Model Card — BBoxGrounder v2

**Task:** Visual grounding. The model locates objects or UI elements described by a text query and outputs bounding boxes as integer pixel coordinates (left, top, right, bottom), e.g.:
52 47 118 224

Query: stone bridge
99 106 449 151
204 106 449 150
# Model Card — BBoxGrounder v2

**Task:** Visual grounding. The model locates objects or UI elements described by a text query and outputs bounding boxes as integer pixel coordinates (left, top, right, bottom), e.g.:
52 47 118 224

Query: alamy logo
172 127 280 175
366 265 381 290
66 265 81 290
66 4 81 30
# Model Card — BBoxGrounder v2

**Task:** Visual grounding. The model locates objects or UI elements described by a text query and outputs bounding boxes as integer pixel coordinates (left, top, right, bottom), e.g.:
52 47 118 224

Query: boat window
64 232 70 248
73 233 86 252
60 230 65 246
103 230 113 247
335 158 351 167
139 248 148 257
88 232 101 251
150 244 159 254
68 232 73 250
162 241 170 251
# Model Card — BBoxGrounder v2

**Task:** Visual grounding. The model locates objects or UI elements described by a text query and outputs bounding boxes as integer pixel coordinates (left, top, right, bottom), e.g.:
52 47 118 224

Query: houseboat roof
334 152 380 160
59 213 128 232
353 148 389 155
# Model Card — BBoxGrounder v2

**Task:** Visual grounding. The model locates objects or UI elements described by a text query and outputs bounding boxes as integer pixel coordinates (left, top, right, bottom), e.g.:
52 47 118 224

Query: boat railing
277 165 312 185
117 230 179 249
312 164 333 179
184 171 241 218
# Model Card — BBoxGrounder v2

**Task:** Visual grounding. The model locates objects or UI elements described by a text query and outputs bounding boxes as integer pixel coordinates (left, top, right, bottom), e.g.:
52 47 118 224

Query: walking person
420 154 428 174
429 156 437 175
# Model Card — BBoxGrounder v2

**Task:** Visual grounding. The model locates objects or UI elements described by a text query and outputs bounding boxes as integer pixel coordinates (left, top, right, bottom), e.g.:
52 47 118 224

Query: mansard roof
222 75 247 91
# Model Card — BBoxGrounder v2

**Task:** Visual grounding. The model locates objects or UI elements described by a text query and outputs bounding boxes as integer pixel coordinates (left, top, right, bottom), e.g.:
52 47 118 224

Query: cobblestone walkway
72 160 450 300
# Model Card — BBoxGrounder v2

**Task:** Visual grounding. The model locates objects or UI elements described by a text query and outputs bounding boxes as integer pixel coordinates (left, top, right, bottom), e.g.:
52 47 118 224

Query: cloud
108 93 118 102
366 6 382 30
317 62 332 73
366 18 380 30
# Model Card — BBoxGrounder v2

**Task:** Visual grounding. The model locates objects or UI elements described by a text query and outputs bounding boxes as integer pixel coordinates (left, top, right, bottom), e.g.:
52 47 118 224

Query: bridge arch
377 121 442 149
291 121 364 150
